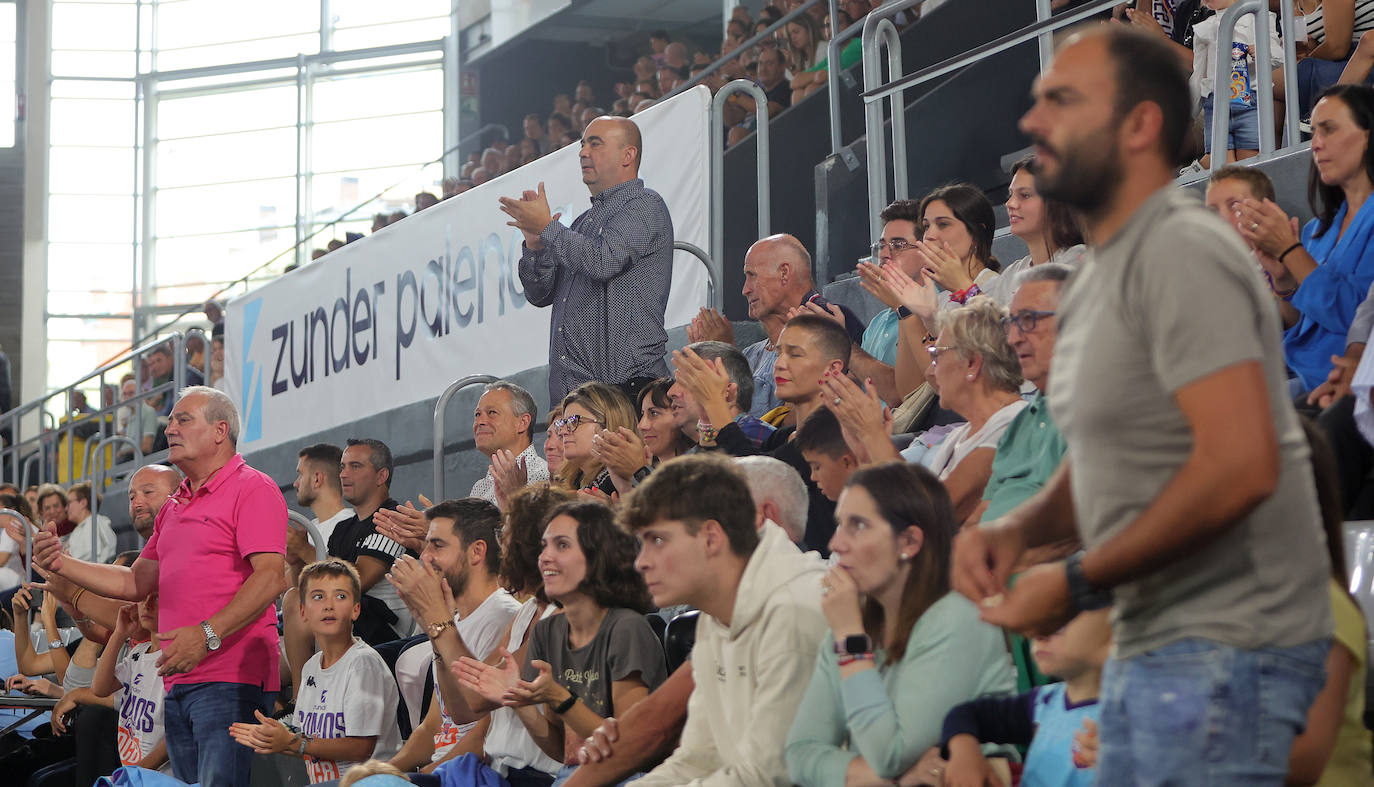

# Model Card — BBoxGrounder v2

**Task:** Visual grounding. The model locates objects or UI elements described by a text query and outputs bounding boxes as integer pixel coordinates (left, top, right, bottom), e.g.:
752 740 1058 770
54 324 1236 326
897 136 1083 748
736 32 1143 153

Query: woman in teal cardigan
785 462 1015 787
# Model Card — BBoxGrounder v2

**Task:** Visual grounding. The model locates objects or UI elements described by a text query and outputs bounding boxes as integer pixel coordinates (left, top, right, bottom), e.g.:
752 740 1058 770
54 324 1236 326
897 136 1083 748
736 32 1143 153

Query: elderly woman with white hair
898 296 1026 520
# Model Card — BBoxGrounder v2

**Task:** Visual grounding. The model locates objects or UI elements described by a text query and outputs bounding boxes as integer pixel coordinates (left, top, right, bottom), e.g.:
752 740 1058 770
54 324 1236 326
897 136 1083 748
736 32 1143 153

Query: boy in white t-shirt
229 559 401 784
90 590 170 772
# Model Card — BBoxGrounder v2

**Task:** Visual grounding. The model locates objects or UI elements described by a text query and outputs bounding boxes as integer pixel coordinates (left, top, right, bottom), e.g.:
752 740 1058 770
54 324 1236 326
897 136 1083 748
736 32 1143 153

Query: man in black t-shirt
326 438 416 644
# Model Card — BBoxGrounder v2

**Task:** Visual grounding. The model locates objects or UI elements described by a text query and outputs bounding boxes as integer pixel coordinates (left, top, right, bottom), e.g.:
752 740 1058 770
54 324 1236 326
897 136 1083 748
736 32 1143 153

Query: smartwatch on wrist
1065 551 1112 612
896 305 914 320
832 633 873 656
553 693 578 714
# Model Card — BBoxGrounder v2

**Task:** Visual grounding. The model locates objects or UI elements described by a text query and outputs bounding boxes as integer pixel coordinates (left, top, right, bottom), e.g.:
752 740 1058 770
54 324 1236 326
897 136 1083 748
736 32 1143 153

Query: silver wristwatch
200 620 222 651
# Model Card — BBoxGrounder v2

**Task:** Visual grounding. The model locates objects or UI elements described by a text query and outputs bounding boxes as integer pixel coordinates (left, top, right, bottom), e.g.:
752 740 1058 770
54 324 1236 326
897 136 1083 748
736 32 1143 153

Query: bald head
128 463 181 540
742 234 816 320
580 116 645 194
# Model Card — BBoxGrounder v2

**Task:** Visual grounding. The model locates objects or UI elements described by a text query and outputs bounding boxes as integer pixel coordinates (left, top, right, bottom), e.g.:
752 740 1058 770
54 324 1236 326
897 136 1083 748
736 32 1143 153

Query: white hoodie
636 522 828 787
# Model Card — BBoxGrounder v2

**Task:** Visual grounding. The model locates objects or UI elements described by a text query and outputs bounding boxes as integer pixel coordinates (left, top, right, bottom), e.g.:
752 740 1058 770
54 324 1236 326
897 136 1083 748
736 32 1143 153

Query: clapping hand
591 427 651 478
882 262 939 325
671 347 734 413
501 659 567 707
820 372 896 464
453 649 523 706
373 500 430 553
1236 199 1301 261
498 182 561 248
686 308 735 345
490 449 531 511
228 709 297 754
857 260 903 310
387 554 454 626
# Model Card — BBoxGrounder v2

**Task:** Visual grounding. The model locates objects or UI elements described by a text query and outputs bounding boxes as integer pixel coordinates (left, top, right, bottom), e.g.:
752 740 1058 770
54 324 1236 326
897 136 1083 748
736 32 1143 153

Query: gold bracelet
69 588 85 614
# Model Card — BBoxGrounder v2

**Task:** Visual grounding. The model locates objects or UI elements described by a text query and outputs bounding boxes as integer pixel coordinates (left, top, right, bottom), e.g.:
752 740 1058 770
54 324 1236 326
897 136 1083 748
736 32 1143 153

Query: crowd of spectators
11 5 1374 787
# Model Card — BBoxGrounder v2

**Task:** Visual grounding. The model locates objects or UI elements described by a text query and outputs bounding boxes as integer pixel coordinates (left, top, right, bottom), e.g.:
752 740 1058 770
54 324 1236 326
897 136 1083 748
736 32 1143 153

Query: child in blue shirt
938 608 1110 787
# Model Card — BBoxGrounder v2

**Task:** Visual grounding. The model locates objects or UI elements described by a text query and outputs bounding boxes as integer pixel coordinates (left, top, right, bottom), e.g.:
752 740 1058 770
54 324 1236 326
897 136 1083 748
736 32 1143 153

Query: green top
784 592 1016 787
807 38 863 73
978 391 1067 524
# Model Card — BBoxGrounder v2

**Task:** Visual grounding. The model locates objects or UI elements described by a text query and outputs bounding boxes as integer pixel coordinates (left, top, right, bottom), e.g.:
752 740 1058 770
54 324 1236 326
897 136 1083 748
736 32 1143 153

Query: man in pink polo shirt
31 385 288 787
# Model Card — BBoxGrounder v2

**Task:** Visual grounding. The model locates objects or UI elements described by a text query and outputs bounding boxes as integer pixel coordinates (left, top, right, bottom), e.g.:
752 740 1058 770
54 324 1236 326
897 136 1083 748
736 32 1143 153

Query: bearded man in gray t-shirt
952 27 1332 785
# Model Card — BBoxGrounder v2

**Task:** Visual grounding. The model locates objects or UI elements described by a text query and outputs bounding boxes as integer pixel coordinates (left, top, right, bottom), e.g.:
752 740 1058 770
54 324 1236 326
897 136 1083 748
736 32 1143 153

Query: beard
444 562 470 599
133 513 155 540
1028 125 1122 217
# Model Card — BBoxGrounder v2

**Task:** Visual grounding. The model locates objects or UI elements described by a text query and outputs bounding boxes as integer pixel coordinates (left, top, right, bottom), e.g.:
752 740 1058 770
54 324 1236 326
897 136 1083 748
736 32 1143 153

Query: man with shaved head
128 463 181 541
505 115 674 404
688 233 865 418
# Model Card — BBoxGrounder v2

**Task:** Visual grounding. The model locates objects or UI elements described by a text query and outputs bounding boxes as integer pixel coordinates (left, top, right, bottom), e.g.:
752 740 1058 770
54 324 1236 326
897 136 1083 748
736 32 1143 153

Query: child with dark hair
794 406 859 502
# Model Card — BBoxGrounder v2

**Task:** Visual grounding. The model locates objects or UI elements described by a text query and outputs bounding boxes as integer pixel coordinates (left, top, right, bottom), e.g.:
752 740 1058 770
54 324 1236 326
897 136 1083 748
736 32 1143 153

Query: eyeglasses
925 345 957 363
552 414 602 435
869 238 916 257
1000 310 1056 334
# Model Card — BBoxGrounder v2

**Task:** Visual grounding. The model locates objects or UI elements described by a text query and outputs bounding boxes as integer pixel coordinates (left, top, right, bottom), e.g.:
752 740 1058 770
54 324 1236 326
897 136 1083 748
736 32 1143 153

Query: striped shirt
519 178 674 404
1306 0 1374 45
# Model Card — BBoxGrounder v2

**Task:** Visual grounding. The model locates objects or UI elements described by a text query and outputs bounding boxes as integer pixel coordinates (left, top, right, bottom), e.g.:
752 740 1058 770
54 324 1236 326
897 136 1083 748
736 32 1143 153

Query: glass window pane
328 0 449 29
52 2 136 51
48 243 136 291
330 18 449 51
154 34 321 71
156 127 297 188
158 86 297 139
50 146 136 194
47 289 134 317
51 50 137 78
313 68 442 124
47 321 137 392
50 98 136 146
312 111 441 172
49 194 135 243
157 178 297 237
310 162 443 224
51 79 136 99
155 230 296 288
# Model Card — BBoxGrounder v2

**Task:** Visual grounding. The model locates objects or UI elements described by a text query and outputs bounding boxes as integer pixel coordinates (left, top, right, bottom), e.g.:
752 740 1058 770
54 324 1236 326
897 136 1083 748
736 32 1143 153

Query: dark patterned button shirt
519 178 674 403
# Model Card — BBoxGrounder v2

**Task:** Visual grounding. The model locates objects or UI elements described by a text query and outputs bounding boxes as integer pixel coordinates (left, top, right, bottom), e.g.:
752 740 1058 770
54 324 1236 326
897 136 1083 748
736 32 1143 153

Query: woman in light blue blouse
785 461 1015 787
1238 84 1374 393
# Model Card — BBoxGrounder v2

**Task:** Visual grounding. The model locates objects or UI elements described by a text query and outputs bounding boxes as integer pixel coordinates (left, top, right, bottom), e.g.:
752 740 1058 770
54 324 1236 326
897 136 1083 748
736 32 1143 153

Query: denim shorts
1095 637 1329 785
1202 93 1261 153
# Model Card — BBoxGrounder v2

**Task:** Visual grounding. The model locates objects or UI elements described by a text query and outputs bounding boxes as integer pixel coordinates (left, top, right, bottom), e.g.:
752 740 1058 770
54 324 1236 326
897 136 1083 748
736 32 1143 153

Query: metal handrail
432 374 500 501
712 80 772 287
1209 0 1291 169
862 15 909 244
287 510 329 563
862 0 1120 103
674 241 720 311
662 0 826 104
1280 0 1300 146
88 435 143 564
827 11 870 155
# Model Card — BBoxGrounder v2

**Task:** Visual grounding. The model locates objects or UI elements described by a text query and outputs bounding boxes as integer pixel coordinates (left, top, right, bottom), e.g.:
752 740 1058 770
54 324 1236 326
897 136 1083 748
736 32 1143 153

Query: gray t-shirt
524 607 668 718
1049 187 1332 659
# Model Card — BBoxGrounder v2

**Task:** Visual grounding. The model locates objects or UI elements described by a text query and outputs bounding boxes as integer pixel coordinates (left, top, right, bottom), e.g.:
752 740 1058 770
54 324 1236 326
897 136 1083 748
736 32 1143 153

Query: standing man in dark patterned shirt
504 115 674 404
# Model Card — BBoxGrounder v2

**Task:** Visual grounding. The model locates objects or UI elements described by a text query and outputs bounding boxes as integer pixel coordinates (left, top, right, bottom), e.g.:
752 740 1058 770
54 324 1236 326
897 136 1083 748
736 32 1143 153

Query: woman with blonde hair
553 382 640 495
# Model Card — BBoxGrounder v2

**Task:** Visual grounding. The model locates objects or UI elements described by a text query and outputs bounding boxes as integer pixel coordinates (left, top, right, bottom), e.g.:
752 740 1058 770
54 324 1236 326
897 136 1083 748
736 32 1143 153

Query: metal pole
1279 0 1300 148
828 0 844 155
882 22 908 202
1211 0 1261 171
432 374 499 501
1254 4 1275 155
1035 0 1054 73
711 80 773 284
288 510 329 562
674 241 720 311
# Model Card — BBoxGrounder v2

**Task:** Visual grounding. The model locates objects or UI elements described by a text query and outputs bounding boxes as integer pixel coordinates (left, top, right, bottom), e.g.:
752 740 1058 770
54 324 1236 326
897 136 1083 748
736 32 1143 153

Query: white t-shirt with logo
114 641 171 773
294 638 402 784
421 588 521 761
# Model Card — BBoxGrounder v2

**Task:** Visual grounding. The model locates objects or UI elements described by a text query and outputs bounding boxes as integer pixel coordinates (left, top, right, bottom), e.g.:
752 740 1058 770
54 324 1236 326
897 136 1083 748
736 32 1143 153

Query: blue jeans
1097 638 1329 785
164 682 274 787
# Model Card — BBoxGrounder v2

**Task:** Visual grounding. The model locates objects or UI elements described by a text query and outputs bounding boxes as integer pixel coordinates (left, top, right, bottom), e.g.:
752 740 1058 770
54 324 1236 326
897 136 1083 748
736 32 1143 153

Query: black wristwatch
832 633 873 656
895 305 914 320
1065 551 1112 612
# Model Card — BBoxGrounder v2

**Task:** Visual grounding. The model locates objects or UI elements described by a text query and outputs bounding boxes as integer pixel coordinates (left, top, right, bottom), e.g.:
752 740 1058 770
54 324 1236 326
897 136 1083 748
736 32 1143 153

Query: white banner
225 87 711 451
